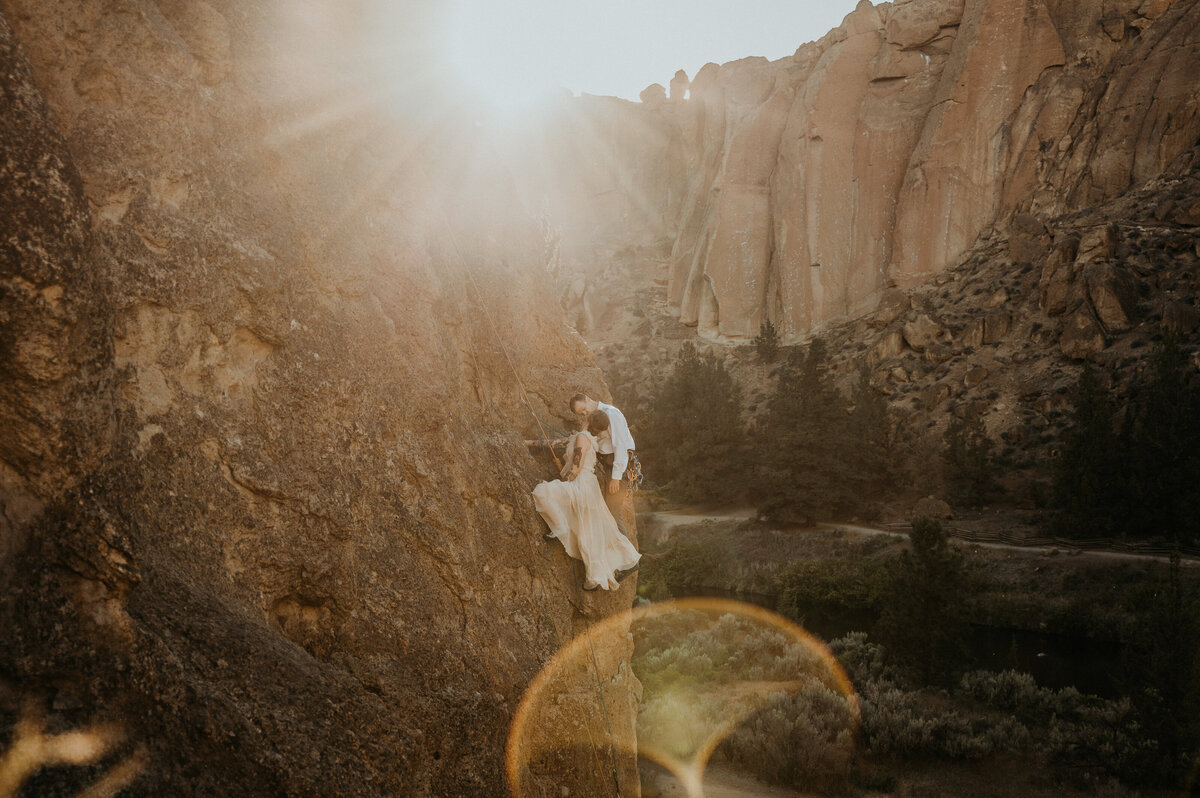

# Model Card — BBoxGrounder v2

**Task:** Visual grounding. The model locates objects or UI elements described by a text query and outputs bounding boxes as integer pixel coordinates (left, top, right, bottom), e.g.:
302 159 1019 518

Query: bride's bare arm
564 433 591 481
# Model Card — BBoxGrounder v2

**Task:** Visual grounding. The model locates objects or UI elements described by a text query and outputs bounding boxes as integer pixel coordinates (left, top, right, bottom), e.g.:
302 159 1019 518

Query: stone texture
1085 263 1139 331
873 288 912 328
869 327 907 365
1075 224 1121 265
922 382 952 410
964 310 1012 347
1060 308 1108 359
640 82 667 107
532 0 1200 346
1162 299 1200 333
1039 235 1083 315
903 313 947 352
1009 213 1052 264
0 5 637 797
669 69 690 101
964 366 990 388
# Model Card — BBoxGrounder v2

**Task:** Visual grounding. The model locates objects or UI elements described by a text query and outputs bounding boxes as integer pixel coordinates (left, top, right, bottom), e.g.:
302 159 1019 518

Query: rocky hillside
515 0 1200 516
537 0 1199 346
0 3 637 796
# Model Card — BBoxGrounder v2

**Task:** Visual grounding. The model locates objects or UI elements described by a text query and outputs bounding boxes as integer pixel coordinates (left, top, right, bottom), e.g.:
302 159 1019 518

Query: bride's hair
587 410 610 436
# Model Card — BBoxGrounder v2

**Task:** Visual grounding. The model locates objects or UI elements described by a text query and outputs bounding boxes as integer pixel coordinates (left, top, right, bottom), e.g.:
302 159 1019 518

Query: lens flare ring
506 597 859 797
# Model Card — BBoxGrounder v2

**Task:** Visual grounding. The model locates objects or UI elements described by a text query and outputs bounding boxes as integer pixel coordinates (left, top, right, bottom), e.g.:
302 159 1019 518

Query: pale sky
443 1 867 108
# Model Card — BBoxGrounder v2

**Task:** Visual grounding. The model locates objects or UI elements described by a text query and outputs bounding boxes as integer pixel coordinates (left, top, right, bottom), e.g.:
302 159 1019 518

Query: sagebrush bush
634 611 858 788
719 684 855 790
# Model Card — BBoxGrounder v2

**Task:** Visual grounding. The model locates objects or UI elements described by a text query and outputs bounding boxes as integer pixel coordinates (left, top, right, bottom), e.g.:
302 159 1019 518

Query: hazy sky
444 0 866 108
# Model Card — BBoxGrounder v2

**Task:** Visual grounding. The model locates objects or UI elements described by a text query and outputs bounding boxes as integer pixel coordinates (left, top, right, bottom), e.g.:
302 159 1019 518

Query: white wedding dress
533 431 640 590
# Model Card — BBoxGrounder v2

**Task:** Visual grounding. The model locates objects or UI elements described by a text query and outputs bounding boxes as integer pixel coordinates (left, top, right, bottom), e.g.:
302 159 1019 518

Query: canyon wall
538 0 1200 344
0 2 638 796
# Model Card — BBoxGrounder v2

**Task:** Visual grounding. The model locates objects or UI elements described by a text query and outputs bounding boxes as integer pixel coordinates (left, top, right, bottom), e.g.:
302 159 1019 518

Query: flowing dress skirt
533 471 640 590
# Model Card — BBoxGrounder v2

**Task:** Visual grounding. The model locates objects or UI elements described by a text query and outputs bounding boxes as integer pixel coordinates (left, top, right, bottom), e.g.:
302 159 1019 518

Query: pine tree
753 319 781 362
875 517 972 685
758 338 856 522
642 343 745 503
845 362 892 507
1051 360 1128 538
943 414 1001 507
1127 336 1200 544
1124 554 1200 784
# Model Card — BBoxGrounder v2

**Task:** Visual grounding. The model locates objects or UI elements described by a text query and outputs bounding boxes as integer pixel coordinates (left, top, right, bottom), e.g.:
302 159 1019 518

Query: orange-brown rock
533 0 1200 346
1085 263 1139 331
1060 307 1109 358
0 4 637 796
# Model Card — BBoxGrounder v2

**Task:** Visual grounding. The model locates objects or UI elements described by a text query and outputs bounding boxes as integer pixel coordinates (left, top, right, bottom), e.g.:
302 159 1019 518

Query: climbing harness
625 452 644 493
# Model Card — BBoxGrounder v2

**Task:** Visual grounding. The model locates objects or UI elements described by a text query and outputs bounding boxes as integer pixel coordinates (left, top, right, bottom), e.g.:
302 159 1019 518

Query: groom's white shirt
597 401 636 481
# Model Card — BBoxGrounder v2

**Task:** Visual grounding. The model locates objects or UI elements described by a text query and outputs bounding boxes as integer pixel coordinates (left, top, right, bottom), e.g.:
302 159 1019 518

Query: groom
569 393 637 543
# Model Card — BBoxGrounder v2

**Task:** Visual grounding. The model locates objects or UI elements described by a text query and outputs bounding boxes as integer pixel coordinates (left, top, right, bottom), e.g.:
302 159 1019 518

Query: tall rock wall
536 0 1200 344
0 2 638 796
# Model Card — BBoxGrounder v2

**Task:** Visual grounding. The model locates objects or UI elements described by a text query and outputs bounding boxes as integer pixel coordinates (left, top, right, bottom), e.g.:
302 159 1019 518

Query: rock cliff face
0 3 637 796
538 0 1200 344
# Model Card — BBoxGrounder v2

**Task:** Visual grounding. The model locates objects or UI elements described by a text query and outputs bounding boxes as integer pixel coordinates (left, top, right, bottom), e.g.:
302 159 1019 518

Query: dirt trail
639 507 1197 565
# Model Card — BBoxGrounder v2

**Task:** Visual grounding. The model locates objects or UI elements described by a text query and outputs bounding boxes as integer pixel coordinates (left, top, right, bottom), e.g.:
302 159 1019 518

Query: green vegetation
757 339 893 523
638 540 730 601
874 518 973 686
633 609 856 790
1050 360 1128 537
752 319 781 362
1050 337 1200 544
639 343 746 504
775 557 889 620
634 517 1200 790
1120 554 1200 785
632 610 1161 793
943 414 1002 507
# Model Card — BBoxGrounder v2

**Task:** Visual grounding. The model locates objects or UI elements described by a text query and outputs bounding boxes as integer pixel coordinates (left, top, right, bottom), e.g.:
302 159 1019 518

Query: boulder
924 341 955 364
1039 235 1082 315
869 327 906 365
963 310 1011 347
964 366 989 388
1085 263 1138 331
639 82 668 107
902 313 946 352
872 288 911 328
984 287 1010 308
1168 195 1200 225
1009 212 1051 264
1162 300 1200 334
923 382 951 409
1075 223 1120 265
954 398 993 421
1059 308 1107 359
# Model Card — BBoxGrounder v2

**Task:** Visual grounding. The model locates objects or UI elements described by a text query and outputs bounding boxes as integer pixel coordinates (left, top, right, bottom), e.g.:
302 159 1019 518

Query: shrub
639 541 729 600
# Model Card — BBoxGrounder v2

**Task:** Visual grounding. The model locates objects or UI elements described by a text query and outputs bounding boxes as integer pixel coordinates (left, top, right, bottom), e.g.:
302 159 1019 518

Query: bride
533 410 640 591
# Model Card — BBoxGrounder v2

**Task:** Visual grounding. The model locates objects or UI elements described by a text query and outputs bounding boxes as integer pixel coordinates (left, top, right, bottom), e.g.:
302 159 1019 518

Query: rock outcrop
533 0 1200 345
0 3 637 796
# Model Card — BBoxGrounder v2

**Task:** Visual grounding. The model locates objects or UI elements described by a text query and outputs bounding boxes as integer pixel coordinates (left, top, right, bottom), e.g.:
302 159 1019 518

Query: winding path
638 508 1198 565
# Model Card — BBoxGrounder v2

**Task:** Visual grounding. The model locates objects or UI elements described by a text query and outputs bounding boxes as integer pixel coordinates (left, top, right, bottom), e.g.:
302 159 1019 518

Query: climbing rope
440 213 625 797
572 561 626 798
442 221 565 473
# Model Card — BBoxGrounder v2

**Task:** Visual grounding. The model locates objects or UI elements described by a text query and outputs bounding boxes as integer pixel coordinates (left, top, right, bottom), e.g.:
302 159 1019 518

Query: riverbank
636 508 1198 655
630 507 1199 796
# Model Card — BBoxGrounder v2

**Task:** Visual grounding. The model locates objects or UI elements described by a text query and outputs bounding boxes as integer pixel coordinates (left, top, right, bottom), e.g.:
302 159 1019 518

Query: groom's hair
587 410 610 435
569 392 588 412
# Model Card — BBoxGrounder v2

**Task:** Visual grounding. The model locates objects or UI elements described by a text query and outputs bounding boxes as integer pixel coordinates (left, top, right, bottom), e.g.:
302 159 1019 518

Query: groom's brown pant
596 456 638 549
